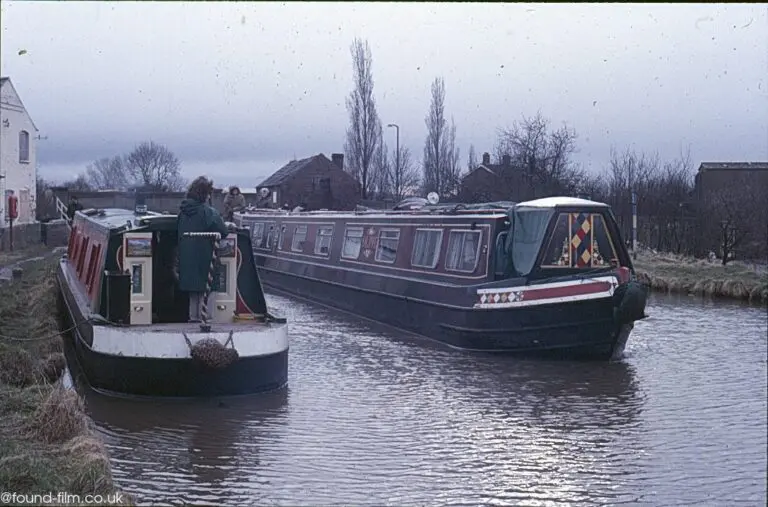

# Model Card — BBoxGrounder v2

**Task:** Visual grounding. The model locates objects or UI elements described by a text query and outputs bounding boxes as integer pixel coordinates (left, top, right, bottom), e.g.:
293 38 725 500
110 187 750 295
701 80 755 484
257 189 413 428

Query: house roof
461 164 501 181
698 162 768 171
0 76 39 131
259 153 339 187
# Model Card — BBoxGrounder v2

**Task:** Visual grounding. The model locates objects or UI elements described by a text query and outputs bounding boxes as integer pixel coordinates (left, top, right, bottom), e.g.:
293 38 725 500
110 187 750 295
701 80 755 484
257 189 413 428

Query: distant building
256 153 360 210
458 152 532 203
1 77 39 226
694 162 768 202
693 162 768 258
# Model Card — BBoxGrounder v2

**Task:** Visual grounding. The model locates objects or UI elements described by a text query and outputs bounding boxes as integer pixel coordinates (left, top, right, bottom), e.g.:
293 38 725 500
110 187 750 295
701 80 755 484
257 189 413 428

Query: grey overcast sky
1 2 766 187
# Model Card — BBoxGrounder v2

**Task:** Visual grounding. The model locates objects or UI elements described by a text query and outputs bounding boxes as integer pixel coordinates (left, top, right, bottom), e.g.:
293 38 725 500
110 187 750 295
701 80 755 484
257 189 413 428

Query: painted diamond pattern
580 249 591 264
492 293 501 303
571 235 582 248
500 293 508 303
480 294 488 304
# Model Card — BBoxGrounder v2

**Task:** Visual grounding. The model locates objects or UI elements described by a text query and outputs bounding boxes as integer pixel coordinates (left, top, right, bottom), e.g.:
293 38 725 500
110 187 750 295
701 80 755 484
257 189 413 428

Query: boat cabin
236 197 633 286
66 208 268 326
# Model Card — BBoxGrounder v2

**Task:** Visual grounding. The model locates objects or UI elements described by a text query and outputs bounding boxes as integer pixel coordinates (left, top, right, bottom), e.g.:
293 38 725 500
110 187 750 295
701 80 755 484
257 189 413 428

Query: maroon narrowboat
235 196 648 360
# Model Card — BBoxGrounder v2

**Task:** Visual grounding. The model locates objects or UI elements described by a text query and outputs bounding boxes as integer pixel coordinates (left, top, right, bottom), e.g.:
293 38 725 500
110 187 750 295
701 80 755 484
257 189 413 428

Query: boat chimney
482 152 491 165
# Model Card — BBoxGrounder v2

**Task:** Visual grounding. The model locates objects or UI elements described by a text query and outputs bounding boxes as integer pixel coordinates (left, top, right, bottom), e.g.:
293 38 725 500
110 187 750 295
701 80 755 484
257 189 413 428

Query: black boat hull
257 266 630 360
57 268 288 398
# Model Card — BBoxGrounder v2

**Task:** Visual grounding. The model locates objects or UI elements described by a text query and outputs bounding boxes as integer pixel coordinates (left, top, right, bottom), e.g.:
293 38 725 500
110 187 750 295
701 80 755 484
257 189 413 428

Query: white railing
55 197 71 228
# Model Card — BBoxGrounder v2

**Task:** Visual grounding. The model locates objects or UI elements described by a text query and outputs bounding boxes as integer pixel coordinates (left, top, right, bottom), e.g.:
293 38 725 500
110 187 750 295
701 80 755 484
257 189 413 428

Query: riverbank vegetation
0 255 130 503
633 249 768 304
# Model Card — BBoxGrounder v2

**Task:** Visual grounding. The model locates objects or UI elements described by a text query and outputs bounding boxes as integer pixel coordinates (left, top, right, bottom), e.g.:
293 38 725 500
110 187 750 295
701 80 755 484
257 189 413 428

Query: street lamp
387 123 399 198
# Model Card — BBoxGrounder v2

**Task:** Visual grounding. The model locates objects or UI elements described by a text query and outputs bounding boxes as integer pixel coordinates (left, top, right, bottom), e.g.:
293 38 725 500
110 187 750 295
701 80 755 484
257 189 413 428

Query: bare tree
62 174 92 192
125 141 185 191
422 77 460 197
704 173 767 264
344 38 382 200
495 112 580 199
467 144 478 172
86 156 131 190
444 117 461 197
370 140 391 200
390 145 420 201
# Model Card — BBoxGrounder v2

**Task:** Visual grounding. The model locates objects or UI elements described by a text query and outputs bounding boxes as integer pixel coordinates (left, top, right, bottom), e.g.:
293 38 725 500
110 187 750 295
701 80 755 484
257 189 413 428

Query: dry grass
0 256 133 504
0 242 54 268
633 250 768 303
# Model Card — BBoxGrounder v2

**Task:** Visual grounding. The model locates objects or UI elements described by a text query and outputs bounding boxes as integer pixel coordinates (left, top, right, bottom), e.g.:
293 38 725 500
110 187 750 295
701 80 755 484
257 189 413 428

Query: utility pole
387 123 399 198
631 190 638 260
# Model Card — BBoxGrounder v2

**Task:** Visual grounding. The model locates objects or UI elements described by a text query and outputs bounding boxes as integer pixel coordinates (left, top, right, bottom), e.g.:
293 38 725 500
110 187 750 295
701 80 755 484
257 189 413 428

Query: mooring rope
182 231 222 330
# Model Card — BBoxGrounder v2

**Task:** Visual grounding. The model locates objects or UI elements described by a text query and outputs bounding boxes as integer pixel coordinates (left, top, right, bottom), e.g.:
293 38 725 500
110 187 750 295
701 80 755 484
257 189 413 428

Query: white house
1 76 38 227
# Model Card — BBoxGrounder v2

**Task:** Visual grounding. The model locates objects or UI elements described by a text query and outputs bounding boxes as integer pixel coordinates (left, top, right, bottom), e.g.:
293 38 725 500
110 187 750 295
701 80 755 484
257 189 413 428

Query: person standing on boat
177 176 230 322
223 185 246 222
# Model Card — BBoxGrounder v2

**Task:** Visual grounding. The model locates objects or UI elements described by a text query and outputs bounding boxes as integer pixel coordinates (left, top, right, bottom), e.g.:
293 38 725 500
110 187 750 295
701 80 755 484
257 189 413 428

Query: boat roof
239 196 610 220
516 197 609 208
75 208 174 231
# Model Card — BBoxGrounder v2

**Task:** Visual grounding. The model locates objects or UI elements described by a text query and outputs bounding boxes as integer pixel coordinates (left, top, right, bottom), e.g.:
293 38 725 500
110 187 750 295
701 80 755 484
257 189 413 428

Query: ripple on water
76 292 767 506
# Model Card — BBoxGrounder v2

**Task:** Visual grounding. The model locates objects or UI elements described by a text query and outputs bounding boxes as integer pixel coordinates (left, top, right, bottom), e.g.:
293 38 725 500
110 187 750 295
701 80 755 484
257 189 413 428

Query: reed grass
633 250 768 304
0 256 132 504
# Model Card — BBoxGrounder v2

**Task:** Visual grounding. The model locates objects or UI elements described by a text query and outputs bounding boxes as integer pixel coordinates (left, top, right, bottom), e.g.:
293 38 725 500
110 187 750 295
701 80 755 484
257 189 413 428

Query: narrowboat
56 207 289 397
235 195 648 360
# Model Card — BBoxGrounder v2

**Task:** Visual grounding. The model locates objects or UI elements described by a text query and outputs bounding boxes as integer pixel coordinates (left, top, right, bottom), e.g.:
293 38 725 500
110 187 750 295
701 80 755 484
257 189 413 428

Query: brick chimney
331 153 344 170
502 154 511 167
482 152 490 165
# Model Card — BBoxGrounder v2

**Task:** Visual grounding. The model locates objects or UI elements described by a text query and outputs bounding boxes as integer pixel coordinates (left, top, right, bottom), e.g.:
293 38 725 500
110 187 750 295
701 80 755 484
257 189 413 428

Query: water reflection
61 289 766 506
84 388 289 505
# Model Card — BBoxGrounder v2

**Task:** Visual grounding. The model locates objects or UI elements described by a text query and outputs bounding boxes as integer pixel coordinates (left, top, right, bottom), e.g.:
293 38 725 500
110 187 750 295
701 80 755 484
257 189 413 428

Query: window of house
291 225 308 252
341 227 364 259
314 226 334 255
19 130 29 163
375 229 400 263
411 228 442 268
541 213 619 268
445 230 481 273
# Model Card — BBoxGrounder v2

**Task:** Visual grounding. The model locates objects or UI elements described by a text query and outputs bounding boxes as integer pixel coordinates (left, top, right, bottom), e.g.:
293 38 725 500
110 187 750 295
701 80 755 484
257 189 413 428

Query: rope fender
183 330 239 369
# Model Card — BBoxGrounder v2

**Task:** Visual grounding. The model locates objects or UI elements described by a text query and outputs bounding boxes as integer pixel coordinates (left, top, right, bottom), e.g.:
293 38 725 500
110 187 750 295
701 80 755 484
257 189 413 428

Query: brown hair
186 176 214 202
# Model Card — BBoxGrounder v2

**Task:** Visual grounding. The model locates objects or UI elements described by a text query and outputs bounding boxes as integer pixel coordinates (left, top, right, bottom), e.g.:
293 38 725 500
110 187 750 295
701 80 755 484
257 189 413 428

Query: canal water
72 293 767 506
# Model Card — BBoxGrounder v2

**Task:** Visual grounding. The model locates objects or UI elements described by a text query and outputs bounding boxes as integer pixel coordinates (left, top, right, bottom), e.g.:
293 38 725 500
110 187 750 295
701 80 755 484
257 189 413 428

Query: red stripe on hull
523 281 612 301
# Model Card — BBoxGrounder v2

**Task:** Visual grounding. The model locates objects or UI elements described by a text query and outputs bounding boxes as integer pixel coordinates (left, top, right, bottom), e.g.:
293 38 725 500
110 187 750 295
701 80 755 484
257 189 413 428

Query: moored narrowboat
56 207 289 397
235 196 647 360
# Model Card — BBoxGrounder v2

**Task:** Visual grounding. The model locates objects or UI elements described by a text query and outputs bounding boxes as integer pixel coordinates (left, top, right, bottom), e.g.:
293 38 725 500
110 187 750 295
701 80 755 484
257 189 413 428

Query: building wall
1 79 38 227
280 162 360 211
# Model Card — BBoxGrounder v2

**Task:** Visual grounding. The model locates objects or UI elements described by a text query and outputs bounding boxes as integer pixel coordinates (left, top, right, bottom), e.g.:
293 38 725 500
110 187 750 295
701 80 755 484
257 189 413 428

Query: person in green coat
177 176 230 322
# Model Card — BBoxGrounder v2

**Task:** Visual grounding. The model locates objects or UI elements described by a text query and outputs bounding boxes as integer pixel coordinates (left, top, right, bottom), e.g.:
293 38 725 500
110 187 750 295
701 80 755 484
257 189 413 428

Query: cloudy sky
1 2 766 187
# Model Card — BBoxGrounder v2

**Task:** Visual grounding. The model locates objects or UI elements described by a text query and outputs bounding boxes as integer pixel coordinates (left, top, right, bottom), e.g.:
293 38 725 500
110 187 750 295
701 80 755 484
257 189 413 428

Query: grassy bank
633 250 768 304
0 254 131 505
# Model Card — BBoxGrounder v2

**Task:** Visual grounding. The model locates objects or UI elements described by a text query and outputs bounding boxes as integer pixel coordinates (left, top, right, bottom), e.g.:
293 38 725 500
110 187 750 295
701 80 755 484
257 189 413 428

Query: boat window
445 230 481 273
510 207 555 276
265 225 276 249
540 212 619 268
251 222 265 247
314 226 334 256
494 232 508 277
375 229 400 263
291 225 308 252
342 227 364 259
411 228 442 268
278 225 287 250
